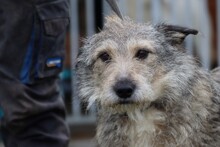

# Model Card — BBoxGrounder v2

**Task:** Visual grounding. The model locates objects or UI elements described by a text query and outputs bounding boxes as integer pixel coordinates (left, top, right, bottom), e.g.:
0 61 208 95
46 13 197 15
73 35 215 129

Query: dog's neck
96 101 211 147
96 107 167 147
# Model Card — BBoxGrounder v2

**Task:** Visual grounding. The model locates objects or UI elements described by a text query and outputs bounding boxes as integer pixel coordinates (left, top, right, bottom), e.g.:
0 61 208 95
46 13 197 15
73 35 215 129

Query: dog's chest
97 108 166 147
127 119 155 147
125 109 165 147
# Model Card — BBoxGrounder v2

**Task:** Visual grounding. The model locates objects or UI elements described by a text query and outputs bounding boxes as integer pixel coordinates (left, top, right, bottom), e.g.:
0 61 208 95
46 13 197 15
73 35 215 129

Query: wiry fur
76 15 220 147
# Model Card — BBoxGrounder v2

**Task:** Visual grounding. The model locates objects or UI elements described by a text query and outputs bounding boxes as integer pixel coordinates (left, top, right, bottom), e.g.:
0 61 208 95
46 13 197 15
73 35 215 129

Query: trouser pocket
35 0 69 79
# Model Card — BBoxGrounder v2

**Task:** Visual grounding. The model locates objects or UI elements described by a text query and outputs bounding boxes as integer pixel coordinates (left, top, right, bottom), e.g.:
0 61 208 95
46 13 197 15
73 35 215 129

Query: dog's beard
105 102 151 114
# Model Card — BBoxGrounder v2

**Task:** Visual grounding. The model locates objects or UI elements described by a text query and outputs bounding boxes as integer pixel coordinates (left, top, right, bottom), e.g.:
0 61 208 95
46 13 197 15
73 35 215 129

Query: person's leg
1 109 69 147
1 79 70 147
0 0 70 146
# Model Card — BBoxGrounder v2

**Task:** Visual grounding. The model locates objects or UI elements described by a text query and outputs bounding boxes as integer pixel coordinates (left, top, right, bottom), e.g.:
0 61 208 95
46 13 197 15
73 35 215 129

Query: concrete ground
0 140 96 147
0 124 96 147
70 139 97 147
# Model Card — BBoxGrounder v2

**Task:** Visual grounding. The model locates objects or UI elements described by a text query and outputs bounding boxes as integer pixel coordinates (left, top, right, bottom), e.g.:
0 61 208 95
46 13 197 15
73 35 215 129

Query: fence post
199 0 211 69
103 0 111 16
151 0 161 24
69 0 80 119
85 0 97 117
217 0 220 66
136 0 144 22
184 0 194 54
86 0 95 37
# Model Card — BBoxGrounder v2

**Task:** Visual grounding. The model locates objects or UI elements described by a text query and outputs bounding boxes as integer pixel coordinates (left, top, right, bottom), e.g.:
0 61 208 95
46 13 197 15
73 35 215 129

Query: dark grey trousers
0 0 70 146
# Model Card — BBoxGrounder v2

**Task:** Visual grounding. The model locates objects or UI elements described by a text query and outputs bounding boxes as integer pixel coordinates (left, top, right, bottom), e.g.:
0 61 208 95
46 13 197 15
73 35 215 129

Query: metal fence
68 0 220 124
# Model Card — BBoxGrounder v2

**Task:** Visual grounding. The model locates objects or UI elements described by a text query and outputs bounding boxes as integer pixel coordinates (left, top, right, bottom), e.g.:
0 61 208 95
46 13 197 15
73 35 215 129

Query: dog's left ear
156 24 198 45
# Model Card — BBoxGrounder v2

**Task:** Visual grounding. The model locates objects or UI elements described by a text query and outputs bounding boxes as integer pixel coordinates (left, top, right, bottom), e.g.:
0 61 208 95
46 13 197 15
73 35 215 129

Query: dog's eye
99 52 111 63
135 49 149 60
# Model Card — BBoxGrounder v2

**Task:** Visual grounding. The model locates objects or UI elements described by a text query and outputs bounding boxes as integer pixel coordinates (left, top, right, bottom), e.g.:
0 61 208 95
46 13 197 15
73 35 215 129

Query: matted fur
76 15 220 147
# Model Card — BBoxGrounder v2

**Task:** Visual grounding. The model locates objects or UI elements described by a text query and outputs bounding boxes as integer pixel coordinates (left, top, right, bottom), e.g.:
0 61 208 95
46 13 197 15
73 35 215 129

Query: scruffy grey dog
76 2 220 147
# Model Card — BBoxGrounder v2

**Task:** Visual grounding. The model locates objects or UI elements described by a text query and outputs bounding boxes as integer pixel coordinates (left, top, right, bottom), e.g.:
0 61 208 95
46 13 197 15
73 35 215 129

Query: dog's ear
156 24 198 45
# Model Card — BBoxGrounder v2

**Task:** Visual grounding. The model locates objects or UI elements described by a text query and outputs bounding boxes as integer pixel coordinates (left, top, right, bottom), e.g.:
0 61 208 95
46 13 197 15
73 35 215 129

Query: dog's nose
113 79 136 99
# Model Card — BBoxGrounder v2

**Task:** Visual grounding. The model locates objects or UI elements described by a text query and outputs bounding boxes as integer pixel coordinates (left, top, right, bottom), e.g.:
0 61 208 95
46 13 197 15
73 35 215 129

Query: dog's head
77 15 198 112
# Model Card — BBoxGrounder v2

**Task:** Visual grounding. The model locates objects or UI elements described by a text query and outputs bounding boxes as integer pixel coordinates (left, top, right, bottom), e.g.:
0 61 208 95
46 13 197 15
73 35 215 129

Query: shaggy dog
76 3 220 146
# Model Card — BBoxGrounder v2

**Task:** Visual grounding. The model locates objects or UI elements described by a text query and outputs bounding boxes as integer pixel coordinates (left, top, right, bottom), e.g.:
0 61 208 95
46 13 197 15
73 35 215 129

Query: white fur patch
126 108 165 147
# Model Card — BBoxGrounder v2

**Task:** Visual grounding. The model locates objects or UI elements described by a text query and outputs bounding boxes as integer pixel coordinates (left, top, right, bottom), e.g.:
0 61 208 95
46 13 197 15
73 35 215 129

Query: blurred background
1 0 220 146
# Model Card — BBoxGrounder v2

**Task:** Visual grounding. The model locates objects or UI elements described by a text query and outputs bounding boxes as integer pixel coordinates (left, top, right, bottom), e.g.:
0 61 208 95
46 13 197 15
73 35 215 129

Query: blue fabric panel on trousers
0 107 4 119
20 21 35 84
